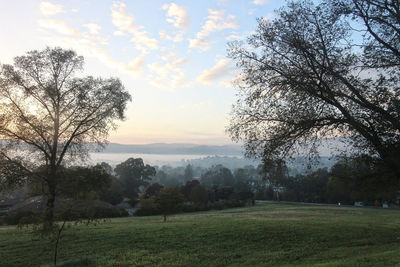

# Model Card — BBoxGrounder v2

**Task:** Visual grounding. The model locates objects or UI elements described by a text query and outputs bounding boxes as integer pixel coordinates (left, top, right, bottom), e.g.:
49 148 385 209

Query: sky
0 0 285 145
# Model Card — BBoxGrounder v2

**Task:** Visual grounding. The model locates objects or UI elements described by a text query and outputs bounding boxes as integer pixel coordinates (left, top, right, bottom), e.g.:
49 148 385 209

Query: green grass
1 202 400 266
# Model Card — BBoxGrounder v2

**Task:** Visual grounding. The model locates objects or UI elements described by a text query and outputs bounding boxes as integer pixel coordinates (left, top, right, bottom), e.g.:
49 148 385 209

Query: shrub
4 210 38 225
135 197 159 216
209 199 245 210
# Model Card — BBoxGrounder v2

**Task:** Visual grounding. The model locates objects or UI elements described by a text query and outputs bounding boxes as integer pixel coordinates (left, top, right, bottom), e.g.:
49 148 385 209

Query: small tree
154 187 184 222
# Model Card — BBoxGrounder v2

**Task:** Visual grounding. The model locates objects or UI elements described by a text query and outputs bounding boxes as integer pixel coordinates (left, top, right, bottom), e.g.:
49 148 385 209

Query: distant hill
98 143 244 156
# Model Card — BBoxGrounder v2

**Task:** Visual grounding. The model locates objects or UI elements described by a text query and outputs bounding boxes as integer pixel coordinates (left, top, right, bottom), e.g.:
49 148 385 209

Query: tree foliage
0 47 131 227
114 157 156 200
154 187 185 222
228 0 400 176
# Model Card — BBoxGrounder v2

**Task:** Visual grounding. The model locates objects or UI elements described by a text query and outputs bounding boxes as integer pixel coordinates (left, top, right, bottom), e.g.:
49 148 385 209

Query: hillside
99 143 244 156
1 202 399 266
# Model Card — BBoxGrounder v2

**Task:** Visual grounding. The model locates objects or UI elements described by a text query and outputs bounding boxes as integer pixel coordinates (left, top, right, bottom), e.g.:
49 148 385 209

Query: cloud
114 30 126 36
253 0 269 5
225 32 243 41
125 54 146 73
159 30 183 42
38 17 145 76
38 19 79 35
40 2 63 16
162 3 189 30
197 59 235 85
111 2 158 52
147 53 189 90
248 9 256 15
84 23 101 35
189 9 239 51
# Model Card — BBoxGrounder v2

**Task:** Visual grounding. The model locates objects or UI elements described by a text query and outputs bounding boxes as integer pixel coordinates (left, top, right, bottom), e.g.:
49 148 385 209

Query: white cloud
159 30 184 42
162 3 189 30
38 17 145 76
248 9 256 15
189 39 213 51
125 54 146 73
147 53 189 90
197 59 235 85
114 30 126 36
189 9 238 51
38 19 78 35
40 2 63 16
84 23 101 35
253 0 269 5
225 33 243 41
111 2 158 52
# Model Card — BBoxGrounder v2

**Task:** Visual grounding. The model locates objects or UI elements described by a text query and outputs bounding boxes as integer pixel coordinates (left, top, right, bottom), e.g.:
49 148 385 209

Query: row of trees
264 156 399 205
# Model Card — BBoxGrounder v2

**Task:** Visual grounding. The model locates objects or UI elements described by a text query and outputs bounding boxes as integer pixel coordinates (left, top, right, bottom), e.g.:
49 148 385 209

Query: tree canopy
0 47 131 227
114 157 156 200
228 0 400 177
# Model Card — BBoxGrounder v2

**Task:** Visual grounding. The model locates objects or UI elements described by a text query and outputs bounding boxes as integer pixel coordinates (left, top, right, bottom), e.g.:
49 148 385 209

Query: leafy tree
200 165 235 188
0 47 131 228
233 166 259 192
154 187 185 222
259 160 289 188
215 186 234 200
98 177 124 205
114 158 156 201
329 156 398 203
142 183 164 199
183 164 194 182
189 184 208 207
182 179 200 200
228 0 400 177
57 164 112 200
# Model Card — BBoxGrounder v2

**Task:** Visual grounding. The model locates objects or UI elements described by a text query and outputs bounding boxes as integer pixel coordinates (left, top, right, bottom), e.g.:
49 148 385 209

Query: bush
89 206 128 219
53 200 128 220
209 199 245 210
182 202 210 213
135 197 159 216
4 210 38 225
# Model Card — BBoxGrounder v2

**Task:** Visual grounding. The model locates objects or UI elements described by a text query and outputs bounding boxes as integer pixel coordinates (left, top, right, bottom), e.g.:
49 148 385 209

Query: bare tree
227 0 400 177
0 47 131 228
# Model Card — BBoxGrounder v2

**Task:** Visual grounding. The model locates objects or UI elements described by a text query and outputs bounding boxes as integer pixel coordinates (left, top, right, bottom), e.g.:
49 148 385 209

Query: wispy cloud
225 32 243 41
197 59 235 85
38 19 78 35
38 14 145 76
159 30 184 42
111 2 158 52
147 52 189 90
253 0 269 5
40 1 63 16
162 3 189 30
84 23 101 35
189 9 238 51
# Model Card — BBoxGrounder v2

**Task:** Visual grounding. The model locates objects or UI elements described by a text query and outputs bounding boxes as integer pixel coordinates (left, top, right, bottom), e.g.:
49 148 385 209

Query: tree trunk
44 182 56 230
163 215 166 222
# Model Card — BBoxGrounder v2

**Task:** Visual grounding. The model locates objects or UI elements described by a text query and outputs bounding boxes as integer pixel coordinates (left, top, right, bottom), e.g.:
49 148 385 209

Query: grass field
1 202 400 266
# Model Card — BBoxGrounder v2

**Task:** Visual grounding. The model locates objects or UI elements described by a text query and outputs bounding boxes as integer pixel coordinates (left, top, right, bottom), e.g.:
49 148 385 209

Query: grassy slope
0 202 400 266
